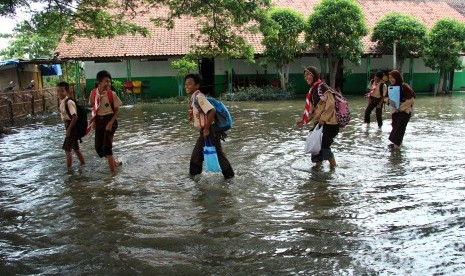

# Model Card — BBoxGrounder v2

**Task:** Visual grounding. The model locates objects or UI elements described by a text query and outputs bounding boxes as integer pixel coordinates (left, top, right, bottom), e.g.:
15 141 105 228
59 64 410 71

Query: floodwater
1 94 465 275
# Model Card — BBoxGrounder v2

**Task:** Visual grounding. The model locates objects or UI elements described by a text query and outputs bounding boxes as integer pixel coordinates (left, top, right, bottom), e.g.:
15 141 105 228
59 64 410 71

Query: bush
156 96 189 104
222 85 294 101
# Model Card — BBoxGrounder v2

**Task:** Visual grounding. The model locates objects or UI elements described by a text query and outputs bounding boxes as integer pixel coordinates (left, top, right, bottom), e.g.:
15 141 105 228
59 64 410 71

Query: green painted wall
85 71 463 99
453 71 465 91
86 76 180 99
344 72 440 94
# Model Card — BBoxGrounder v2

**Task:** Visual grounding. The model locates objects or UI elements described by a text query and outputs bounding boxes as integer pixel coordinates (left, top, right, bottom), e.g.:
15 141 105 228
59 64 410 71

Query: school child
387 70 415 150
364 71 387 128
296 66 339 168
57 81 85 169
87 70 123 172
186 73 234 179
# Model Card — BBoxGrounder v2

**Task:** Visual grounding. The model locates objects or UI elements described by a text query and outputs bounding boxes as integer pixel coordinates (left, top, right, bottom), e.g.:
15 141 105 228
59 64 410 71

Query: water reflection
1 95 465 274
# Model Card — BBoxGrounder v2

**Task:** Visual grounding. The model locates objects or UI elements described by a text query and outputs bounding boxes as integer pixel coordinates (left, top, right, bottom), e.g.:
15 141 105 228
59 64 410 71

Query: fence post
31 95 35 115
8 100 13 123
42 95 46 113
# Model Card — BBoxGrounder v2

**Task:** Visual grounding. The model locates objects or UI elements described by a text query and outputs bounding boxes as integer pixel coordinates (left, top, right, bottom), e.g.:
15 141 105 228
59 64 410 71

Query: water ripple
1 96 465 274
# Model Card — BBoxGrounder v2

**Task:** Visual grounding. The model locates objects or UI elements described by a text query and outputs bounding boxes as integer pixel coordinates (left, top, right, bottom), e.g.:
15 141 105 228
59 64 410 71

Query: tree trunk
286 65 289 91
329 58 339 88
397 58 405 73
438 70 445 94
279 66 287 92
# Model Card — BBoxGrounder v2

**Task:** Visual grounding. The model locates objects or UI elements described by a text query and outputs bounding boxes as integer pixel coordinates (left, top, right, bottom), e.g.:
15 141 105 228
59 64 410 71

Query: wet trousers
364 97 383 127
94 115 118 158
62 120 80 152
311 124 339 163
389 111 411 146
190 124 234 178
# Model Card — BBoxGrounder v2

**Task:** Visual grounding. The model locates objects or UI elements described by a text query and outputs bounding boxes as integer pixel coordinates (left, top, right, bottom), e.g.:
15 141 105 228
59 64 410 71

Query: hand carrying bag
304 124 323 155
203 138 222 172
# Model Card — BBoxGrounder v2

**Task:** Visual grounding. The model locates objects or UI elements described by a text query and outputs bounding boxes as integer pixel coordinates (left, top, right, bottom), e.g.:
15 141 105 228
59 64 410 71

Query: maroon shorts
94 115 118 158
62 121 80 152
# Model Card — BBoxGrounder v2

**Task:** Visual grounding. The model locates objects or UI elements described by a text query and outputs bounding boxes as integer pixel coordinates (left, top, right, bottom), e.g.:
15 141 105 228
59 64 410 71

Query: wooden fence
0 88 58 123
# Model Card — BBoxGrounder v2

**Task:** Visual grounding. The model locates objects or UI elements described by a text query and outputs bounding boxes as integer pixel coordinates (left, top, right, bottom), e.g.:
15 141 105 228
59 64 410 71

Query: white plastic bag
304 124 323 154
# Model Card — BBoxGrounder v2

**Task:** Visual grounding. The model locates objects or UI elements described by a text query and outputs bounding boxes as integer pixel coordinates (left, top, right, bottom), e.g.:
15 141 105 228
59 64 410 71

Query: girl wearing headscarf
387 70 416 150
296 66 339 168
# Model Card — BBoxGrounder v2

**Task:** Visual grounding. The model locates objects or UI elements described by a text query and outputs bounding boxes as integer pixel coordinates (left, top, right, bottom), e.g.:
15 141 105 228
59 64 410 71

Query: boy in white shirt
57 82 85 170
186 74 234 179
88 70 123 172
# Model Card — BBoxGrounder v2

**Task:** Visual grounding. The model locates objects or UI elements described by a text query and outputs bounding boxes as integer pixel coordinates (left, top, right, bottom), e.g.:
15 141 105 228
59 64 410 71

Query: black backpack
65 98 88 143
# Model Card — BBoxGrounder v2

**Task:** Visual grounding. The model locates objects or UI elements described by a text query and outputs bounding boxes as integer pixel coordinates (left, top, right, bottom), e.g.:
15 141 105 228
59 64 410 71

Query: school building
55 0 465 98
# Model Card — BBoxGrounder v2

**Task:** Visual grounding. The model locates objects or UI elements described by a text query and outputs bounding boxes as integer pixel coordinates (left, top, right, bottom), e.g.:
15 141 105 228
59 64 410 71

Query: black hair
375 71 384 79
304 66 321 83
96 70 112 82
57 81 69 91
184 73 202 85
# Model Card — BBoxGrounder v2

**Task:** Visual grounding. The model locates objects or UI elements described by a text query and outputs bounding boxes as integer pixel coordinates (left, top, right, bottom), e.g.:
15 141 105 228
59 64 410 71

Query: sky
0 4 42 54
0 16 18 51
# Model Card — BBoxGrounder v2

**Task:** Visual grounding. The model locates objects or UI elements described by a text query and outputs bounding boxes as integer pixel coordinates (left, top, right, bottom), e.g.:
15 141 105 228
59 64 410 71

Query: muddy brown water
1 95 465 275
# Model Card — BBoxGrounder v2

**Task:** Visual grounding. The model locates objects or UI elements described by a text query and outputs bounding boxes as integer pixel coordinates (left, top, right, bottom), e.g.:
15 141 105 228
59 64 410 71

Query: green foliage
171 57 197 76
372 12 427 68
262 8 306 92
1 0 272 62
262 8 306 68
64 9 149 42
156 96 189 104
305 0 368 86
423 18 465 72
152 0 273 62
0 8 67 59
171 56 197 96
224 85 294 101
112 80 123 94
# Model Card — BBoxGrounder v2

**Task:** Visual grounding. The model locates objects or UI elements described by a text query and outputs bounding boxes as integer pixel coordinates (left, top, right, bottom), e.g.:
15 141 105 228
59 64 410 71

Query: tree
262 7 306 92
305 0 368 88
0 0 272 62
171 56 197 96
423 18 465 94
0 8 67 59
372 12 427 72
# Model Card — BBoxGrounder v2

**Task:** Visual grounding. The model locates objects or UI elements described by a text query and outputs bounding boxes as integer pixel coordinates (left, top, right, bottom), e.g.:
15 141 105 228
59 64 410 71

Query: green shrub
222 85 294 101
157 96 189 104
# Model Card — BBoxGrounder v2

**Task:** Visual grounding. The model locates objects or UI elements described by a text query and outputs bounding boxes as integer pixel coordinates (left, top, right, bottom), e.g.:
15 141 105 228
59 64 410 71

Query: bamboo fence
0 88 58 123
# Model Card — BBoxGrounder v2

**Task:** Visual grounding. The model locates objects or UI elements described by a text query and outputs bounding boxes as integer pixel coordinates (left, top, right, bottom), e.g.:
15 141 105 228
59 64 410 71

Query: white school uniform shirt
59 97 77 121
191 92 214 130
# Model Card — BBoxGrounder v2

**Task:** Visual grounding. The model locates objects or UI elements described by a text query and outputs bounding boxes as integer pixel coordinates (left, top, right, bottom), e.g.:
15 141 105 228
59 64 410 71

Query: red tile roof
359 0 465 54
56 0 465 59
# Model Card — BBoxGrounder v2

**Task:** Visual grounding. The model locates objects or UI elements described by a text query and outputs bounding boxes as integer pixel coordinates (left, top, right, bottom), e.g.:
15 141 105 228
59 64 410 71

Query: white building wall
215 56 321 75
84 61 127 79
347 55 438 74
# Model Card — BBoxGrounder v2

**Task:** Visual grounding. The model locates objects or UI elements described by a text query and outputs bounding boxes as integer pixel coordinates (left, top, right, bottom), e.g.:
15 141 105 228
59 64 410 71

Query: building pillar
126 59 132 80
366 55 371 92
228 58 233 94
409 57 414 89
74 61 81 99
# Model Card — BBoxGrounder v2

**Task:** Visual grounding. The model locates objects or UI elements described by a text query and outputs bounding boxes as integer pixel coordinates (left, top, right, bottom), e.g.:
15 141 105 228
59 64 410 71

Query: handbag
304 124 323 154
203 138 222 172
